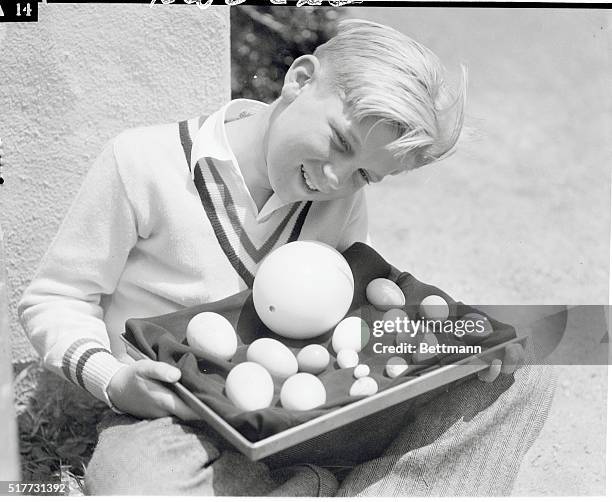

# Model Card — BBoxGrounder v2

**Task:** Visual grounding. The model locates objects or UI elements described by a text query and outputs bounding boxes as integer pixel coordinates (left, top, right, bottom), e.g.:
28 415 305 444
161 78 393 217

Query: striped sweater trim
180 118 312 286
204 157 304 261
61 337 108 384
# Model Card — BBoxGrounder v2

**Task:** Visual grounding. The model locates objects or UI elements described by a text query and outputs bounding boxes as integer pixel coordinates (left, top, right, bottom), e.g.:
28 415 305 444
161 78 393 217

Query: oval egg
297 344 330 375
419 295 450 321
280 373 326 411
336 349 359 369
412 330 439 364
246 338 298 380
186 312 237 360
332 316 370 353
366 278 406 311
225 362 274 412
349 376 378 397
385 356 408 379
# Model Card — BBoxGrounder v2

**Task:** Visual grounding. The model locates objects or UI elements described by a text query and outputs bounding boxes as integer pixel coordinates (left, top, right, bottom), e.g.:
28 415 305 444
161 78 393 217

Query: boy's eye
333 129 351 153
358 168 371 184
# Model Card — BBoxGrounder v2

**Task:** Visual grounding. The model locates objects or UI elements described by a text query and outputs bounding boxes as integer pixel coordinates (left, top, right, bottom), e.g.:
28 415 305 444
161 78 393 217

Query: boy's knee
84 415 221 495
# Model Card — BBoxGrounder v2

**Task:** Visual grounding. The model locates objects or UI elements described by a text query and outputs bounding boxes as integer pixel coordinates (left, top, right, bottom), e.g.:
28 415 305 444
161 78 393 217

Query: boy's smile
264 58 409 204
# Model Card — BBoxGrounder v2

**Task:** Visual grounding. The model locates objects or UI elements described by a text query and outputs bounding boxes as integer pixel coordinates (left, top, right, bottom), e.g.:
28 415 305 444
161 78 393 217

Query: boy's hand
477 343 525 383
107 360 200 421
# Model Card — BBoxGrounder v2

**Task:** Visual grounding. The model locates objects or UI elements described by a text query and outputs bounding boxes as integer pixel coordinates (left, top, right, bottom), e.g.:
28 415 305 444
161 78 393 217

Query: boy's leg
84 412 338 496
337 354 556 496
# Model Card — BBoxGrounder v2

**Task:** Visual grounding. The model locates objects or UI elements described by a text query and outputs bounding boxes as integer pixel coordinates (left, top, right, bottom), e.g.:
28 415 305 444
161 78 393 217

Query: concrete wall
0 226 20 480
0 3 231 363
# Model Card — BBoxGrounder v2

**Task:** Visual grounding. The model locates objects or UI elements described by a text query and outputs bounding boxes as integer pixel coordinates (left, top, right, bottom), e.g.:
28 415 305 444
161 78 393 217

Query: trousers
84 361 556 496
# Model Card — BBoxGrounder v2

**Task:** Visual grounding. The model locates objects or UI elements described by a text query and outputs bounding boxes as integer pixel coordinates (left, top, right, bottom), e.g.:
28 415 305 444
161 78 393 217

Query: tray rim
121 333 528 461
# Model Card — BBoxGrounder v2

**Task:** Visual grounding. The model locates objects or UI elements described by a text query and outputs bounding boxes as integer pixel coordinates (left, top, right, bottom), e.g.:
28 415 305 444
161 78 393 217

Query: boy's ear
280 55 321 103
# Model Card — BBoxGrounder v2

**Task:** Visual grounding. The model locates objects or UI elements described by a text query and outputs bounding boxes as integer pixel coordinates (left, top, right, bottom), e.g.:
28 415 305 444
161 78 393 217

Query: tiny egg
337 349 359 369
353 364 370 379
385 356 408 378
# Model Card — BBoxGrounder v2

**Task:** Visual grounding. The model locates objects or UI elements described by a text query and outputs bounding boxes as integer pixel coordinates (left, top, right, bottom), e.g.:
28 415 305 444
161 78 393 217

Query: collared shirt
190 99 287 224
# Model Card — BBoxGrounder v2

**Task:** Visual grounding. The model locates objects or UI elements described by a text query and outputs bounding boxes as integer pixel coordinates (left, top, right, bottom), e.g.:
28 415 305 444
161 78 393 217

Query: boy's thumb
137 360 182 382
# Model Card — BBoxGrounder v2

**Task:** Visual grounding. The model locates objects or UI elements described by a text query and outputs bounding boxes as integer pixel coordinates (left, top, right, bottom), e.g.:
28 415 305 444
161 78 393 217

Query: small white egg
336 349 359 369
385 356 408 378
459 312 494 339
280 373 326 411
349 376 379 397
225 362 274 412
353 364 370 379
186 312 238 360
382 308 411 335
366 278 406 311
332 316 370 353
419 295 450 321
297 344 330 374
247 338 298 380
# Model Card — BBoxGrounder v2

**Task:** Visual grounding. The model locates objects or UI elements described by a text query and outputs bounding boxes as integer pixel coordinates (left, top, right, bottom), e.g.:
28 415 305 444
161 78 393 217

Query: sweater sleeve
18 138 138 408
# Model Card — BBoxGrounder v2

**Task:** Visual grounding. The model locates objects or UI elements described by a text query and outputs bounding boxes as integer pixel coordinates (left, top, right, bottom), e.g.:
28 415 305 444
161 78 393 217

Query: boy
18 20 548 495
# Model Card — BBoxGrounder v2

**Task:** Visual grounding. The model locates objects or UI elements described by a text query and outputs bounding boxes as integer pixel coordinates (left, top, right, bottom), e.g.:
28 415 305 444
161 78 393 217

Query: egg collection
184 242 489 414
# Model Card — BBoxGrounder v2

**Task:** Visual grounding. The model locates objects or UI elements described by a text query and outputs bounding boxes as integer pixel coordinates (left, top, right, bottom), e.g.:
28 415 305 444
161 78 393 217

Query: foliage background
231 6 343 102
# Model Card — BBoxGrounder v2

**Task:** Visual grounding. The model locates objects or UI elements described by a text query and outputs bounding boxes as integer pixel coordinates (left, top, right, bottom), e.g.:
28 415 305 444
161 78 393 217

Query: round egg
382 308 411 335
297 344 330 374
280 373 326 411
349 376 379 397
419 295 450 321
336 349 359 369
252 241 354 339
246 338 298 380
366 278 406 311
353 364 370 379
186 312 237 360
385 356 408 378
332 316 370 353
412 330 439 364
225 362 274 412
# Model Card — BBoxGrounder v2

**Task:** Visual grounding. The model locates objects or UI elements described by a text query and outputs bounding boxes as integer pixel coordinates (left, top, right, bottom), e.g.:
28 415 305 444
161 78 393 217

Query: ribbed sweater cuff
60 338 127 412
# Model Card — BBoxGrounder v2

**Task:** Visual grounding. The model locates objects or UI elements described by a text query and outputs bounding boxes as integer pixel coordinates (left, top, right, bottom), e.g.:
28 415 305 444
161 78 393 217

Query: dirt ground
347 7 610 496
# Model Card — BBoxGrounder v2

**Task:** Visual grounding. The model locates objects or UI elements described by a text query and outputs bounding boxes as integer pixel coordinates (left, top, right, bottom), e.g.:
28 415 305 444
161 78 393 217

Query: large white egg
366 278 406 311
297 345 330 375
246 338 298 380
332 316 370 353
225 362 274 412
280 373 327 411
252 241 354 339
186 312 237 360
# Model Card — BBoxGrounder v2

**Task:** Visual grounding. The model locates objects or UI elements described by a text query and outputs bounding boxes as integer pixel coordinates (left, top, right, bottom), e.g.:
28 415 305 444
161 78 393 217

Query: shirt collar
190 99 291 223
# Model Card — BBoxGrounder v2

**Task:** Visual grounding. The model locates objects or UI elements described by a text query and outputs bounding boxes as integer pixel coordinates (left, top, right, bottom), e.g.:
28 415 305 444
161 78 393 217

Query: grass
13 361 108 495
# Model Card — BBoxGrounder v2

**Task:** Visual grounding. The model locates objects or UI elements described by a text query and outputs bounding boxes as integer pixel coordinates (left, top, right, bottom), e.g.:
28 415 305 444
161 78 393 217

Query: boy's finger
160 393 200 421
501 343 524 374
136 360 182 382
477 359 502 383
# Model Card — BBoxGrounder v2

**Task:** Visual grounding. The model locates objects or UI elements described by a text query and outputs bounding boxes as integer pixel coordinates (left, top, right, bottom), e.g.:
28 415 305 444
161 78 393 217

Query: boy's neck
224 103 276 212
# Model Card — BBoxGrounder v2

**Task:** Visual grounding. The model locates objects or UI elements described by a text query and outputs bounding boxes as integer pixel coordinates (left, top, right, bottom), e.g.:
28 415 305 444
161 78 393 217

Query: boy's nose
322 164 340 191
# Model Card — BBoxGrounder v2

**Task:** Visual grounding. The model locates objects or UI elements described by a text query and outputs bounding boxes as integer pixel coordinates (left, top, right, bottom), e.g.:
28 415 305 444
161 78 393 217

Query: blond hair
314 19 467 168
